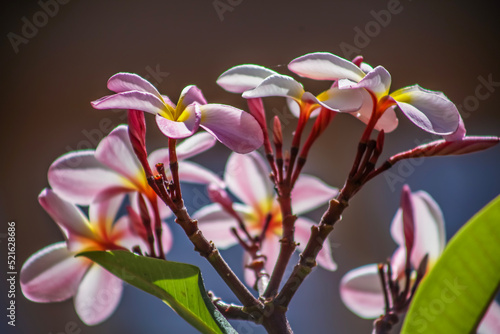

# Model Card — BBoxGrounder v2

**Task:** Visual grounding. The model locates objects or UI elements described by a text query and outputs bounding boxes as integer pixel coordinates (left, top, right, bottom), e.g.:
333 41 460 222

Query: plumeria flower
288 52 461 135
340 185 444 319
48 125 222 219
339 185 500 333
193 152 338 286
91 72 263 153
20 188 172 325
217 64 363 122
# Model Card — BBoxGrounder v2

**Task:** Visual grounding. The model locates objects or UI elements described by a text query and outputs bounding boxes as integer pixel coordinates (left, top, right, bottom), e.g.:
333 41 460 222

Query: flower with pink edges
193 152 338 286
20 188 172 325
91 73 263 153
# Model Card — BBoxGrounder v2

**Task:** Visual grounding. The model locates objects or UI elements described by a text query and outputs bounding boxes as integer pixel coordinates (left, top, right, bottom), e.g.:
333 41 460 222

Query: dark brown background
1 0 499 333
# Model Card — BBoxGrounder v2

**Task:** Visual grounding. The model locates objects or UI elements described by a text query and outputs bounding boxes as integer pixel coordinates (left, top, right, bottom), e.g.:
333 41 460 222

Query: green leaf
402 195 500 333
78 250 236 334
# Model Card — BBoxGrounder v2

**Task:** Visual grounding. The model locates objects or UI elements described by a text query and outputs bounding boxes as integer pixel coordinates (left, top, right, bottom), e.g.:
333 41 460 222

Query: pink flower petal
347 89 399 133
88 194 125 236
478 301 500 334
111 215 149 251
193 203 240 249
224 152 274 210
156 104 201 139
217 64 278 93
288 52 365 82
176 85 207 111
295 218 337 271
199 104 263 153
390 190 445 269
176 132 217 160
242 74 304 100
95 125 145 190
244 234 281 287
48 151 130 205
444 114 466 142
74 264 123 325
339 66 391 99
292 175 338 215
38 189 94 242
20 242 90 303
178 161 225 187
340 264 385 319
91 91 169 117
391 85 460 135
107 72 162 98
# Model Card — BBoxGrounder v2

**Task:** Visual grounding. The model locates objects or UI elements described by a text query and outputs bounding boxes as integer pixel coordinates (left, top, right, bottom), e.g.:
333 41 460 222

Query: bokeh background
1 0 499 333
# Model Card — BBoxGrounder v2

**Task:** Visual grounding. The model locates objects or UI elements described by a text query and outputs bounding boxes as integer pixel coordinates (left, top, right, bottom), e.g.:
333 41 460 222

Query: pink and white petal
161 95 176 109
20 242 90 302
74 264 123 326
316 87 363 113
409 191 445 269
288 52 365 82
39 188 94 240
95 125 145 189
347 89 399 133
111 215 149 251
339 66 391 99
286 98 302 118
178 161 224 187
88 194 125 235
176 132 217 160
292 175 338 215
48 150 128 205
156 104 202 139
242 74 304 100
375 105 399 133
444 114 466 142
91 91 169 117
217 64 278 93
390 207 404 247
193 203 240 249
340 264 385 319
107 72 162 98
199 104 263 153
295 218 337 271
478 301 500 334
155 194 173 220
391 85 460 135
261 235 282 283
159 222 174 254
224 152 273 210
242 234 280 288
177 85 207 112
390 246 407 279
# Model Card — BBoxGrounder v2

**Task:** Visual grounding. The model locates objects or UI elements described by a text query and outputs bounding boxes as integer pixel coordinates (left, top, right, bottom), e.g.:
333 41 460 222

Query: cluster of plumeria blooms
21 52 500 333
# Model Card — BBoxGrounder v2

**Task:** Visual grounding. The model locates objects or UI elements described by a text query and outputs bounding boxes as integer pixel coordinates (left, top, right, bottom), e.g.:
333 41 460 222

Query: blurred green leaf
402 195 500 333
78 250 236 334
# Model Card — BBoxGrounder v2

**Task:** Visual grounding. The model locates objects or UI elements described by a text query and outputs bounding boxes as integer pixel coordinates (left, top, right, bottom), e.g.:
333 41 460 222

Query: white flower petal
288 52 365 82
74 264 123 326
340 264 385 319
217 64 278 93
291 175 338 215
20 242 90 303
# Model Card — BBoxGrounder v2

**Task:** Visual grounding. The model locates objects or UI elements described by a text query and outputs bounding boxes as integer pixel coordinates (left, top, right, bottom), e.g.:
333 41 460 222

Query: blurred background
1 0 499 333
